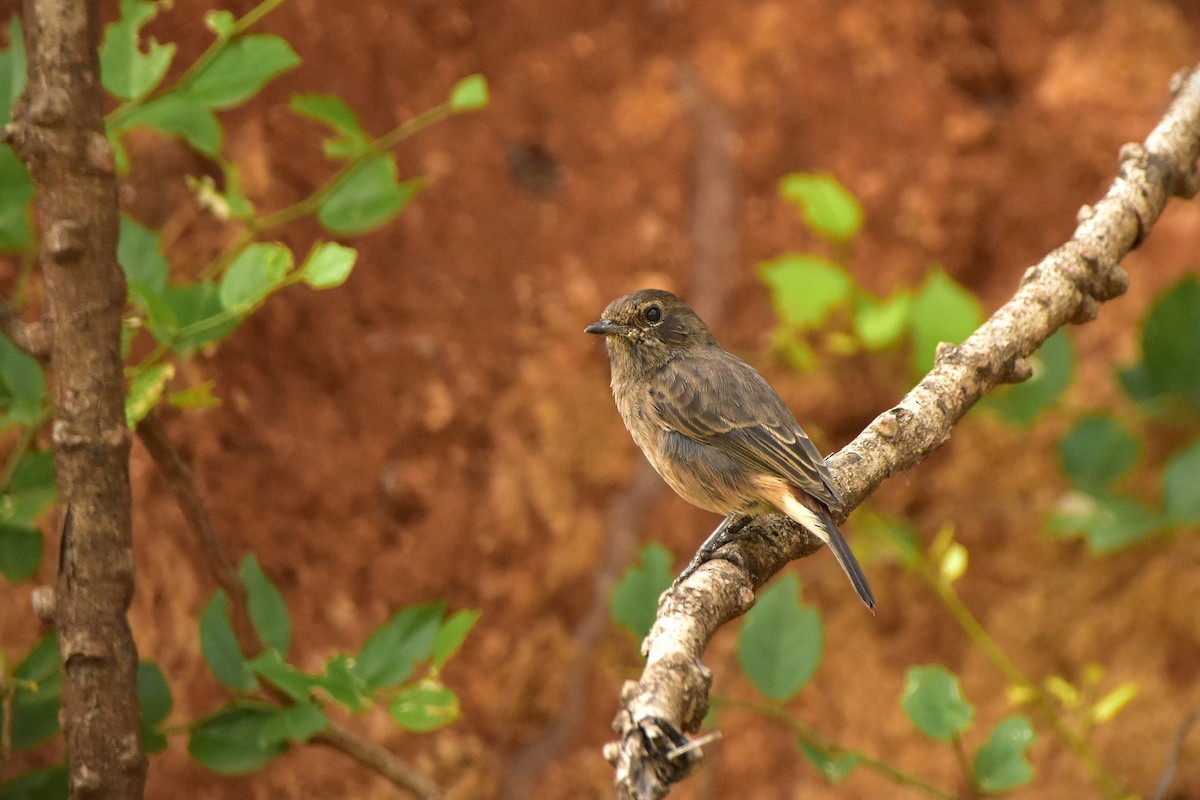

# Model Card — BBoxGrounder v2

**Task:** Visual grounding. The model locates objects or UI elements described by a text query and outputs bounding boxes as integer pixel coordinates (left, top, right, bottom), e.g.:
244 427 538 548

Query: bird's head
585 289 714 372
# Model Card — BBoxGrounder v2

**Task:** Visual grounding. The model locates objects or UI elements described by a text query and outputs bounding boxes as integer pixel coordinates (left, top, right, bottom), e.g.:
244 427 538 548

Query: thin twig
1151 706 1200 800
136 411 441 799
720 697 957 800
312 726 441 800
137 412 256 652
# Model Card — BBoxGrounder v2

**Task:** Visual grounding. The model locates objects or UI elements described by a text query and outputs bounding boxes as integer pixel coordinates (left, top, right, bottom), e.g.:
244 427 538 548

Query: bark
607 65 1200 799
8 0 145 796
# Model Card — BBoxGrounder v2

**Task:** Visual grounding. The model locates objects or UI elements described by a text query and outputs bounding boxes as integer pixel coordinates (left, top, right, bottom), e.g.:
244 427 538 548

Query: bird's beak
584 320 629 336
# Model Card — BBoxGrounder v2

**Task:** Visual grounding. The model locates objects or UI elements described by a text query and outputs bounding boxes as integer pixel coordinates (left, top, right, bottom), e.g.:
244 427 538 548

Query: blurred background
3 0 1200 798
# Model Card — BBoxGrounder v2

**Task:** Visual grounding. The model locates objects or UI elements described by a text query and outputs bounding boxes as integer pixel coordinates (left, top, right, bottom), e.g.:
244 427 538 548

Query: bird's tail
779 492 876 612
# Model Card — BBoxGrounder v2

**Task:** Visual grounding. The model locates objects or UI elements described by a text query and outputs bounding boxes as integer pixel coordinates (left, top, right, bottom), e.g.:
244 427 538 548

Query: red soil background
4 0 1200 798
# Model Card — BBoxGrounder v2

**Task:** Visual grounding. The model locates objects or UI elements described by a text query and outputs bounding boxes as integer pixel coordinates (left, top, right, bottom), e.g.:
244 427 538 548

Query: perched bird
585 289 875 610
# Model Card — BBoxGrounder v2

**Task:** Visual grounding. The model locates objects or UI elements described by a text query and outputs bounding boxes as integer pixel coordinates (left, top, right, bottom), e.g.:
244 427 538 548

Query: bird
585 288 875 610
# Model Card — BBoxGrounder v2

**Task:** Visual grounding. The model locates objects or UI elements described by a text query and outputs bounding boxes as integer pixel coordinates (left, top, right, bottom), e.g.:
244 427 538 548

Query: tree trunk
11 0 145 796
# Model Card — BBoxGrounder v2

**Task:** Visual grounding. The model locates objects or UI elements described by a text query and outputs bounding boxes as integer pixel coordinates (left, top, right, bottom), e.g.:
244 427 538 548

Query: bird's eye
644 305 663 324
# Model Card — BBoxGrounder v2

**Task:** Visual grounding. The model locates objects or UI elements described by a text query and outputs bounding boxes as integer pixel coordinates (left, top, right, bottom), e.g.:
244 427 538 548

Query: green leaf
1058 416 1138 494
248 649 319 703
0 333 46 428
737 575 824 701
316 653 371 712
973 715 1036 793
389 681 461 732
137 661 172 727
1133 276 1200 406
760 255 853 328
112 95 223 156
118 215 169 293
1051 493 1164 553
909 268 983 375
1117 361 1157 407
0 16 26 125
0 523 42 582
176 35 299 110
15 634 58 682
137 661 172 753
448 74 489 111
0 18 22 202
239 554 291 655
188 705 286 775
11 634 61 751
853 291 911 349
159 282 240 352
1163 440 1200 525
168 380 221 411
126 362 175 427
99 0 175 101
798 740 860 785
199 591 257 691
290 95 372 160
301 242 357 289
0 145 33 250
3 449 56 526
778 172 863 241
610 542 672 640
219 243 292 313
258 702 329 746
986 329 1074 426
204 10 236 38
318 155 424 235
901 665 975 742
432 609 481 668
354 600 446 689
0 766 67 800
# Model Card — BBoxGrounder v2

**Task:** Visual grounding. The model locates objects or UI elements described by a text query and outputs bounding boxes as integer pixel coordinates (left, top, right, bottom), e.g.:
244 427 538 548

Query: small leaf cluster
0 1 487 582
189 556 479 774
873 516 1138 791
901 666 1036 794
0 555 480 786
761 173 984 376
1051 276 1200 551
736 575 1033 793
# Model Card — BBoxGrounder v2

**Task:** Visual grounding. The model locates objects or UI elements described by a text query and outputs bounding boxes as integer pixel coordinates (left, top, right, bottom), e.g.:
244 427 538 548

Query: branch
0 294 48 359
1151 706 1200 800
607 64 1200 799
10 0 146 796
311 726 441 800
136 412 442 799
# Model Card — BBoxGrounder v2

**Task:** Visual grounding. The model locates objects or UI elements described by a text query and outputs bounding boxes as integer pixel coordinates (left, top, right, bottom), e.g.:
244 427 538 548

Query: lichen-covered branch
8 0 145 796
607 65 1200 799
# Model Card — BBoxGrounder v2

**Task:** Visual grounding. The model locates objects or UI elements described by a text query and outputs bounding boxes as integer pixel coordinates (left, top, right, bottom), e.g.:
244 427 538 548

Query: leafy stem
906 550 1125 799
201 96 460 282
716 697 958 800
107 0 292 124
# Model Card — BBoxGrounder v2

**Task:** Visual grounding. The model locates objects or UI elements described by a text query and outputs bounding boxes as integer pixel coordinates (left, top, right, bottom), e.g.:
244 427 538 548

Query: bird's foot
672 513 752 587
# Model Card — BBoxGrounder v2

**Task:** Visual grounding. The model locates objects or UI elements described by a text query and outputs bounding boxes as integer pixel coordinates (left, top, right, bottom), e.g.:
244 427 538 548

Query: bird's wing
651 349 845 512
